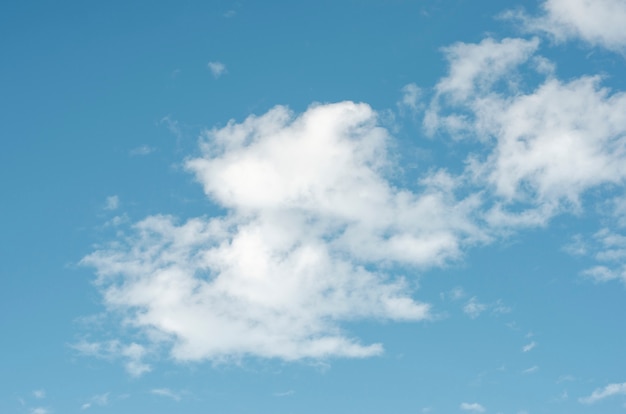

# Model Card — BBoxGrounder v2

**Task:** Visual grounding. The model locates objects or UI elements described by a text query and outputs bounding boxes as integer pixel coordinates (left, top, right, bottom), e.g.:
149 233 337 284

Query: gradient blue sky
3 1 626 413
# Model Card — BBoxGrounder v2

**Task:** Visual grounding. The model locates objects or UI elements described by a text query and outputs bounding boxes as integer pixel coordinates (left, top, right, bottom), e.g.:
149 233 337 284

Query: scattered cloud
460 402 486 412
566 229 626 285
506 0 626 53
523 365 539 374
31 408 49 414
130 145 155 156
72 340 150 377
81 393 109 410
208 61 227 78
104 195 119 211
151 388 182 401
522 341 536 352
464 297 487 319
425 35 626 230
580 382 626 404
398 83 423 114
33 390 45 399
273 390 295 397
557 375 576 383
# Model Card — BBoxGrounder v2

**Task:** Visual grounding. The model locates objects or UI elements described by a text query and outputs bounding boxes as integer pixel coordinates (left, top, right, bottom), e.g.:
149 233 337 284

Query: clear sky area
3 1 626 413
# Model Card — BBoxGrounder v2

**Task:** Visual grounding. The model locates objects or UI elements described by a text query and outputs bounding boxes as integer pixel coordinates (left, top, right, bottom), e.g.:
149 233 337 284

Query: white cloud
460 402 486 412
82 101 488 364
509 0 626 53
31 408 49 414
151 388 182 401
426 36 626 229
72 340 150 377
33 390 45 399
208 61 227 78
522 341 536 352
273 390 295 397
567 228 626 285
523 365 539 374
580 382 626 404
130 145 155 156
81 393 109 410
463 297 487 319
104 195 119 211
398 83 422 114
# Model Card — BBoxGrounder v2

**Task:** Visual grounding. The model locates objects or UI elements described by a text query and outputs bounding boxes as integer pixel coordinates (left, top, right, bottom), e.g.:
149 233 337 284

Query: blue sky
2 0 626 413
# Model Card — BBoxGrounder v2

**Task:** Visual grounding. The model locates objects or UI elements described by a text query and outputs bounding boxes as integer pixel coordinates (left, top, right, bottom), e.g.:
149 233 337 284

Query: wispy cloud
72 340 150 377
104 195 119 211
397 83 422 114
580 382 626 404
522 341 536 352
464 297 487 319
207 61 227 78
522 365 539 374
151 388 182 401
81 393 109 410
32 390 45 399
130 145 155 156
460 402 485 412
273 390 295 397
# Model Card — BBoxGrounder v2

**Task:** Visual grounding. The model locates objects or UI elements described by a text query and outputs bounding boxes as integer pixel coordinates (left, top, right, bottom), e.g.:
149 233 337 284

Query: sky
2 0 626 413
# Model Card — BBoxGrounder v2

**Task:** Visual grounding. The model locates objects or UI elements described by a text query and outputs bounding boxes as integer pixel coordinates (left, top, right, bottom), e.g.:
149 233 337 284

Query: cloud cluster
81 1 626 373
82 102 486 364
509 0 626 52
426 36 626 228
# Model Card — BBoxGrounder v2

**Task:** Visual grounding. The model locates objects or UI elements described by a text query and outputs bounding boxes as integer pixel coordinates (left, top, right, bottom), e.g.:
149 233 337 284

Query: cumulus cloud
426 36 626 228
460 402 485 412
82 101 487 365
208 61 227 78
508 0 626 53
579 382 626 404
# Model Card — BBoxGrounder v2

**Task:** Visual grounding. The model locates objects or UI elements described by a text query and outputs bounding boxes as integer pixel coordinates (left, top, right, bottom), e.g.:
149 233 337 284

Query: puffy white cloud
579 382 626 404
426 36 626 228
510 0 626 52
82 101 485 364
207 61 227 78
460 402 486 412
